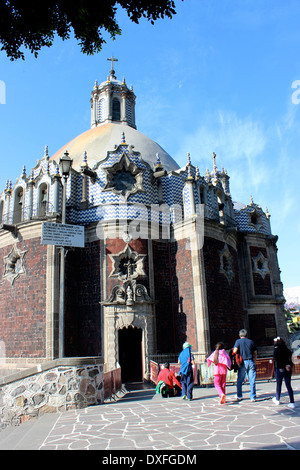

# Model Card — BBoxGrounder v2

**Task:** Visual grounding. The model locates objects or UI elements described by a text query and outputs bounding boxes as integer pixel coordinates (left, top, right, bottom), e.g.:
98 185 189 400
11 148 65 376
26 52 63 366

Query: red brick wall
248 314 277 346
0 238 47 358
152 239 195 354
203 237 244 350
172 239 196 352
64 240 101 357
152 240 176 353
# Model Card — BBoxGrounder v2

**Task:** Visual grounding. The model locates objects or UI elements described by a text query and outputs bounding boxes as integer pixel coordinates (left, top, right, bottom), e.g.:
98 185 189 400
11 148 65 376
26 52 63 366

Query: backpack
229 349 243 372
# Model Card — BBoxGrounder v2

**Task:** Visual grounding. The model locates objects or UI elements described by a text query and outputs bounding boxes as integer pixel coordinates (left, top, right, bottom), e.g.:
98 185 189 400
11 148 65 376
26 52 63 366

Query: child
207 342 231 404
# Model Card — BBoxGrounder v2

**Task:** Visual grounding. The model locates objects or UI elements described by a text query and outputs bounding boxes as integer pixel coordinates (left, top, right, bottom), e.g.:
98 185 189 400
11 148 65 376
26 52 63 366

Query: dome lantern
91 56 136 129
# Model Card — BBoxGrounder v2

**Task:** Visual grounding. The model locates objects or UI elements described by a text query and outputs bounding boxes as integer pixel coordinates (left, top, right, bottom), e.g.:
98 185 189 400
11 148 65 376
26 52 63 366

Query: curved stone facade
0 62 288 382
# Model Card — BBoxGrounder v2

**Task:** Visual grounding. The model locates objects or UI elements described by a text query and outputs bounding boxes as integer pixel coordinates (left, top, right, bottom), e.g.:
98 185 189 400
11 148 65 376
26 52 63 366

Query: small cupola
90 56 136 129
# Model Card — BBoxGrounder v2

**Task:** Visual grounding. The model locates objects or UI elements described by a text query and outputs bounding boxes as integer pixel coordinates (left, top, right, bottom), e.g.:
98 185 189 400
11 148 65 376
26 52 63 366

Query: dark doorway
118 327 143 382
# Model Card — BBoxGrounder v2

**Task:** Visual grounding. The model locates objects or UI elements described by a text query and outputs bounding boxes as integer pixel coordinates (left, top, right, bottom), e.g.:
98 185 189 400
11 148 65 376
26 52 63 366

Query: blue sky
0 0 300 289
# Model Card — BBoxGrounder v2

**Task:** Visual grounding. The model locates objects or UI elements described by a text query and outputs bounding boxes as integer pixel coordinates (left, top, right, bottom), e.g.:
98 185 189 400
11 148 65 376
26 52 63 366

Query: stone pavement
0 377 299 451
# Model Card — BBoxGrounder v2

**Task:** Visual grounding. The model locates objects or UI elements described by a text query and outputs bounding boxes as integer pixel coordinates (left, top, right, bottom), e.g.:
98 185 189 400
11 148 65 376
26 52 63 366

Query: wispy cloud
173 110 268 201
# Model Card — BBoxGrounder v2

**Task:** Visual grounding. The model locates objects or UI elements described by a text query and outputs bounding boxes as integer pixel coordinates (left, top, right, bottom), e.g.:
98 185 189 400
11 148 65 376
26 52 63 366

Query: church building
0 60 288 382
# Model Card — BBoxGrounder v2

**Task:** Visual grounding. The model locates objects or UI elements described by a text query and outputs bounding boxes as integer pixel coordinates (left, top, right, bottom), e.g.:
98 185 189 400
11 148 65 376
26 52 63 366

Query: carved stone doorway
118 326 143 382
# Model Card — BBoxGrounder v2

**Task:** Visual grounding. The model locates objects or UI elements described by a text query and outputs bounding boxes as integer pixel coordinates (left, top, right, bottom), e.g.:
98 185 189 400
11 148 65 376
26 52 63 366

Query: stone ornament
252 251 270 279
102 152 145 200
3 244 27 285
219 243 234 283
109 243 146 281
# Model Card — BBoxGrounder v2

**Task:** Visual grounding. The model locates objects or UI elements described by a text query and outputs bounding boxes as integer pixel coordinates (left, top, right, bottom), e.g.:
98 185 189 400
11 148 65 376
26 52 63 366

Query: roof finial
81 151 88 168
212 152 217 172
44 145 49 160
154 153 163 171
107 55 118 80
187 165 194 181
21 166 27 179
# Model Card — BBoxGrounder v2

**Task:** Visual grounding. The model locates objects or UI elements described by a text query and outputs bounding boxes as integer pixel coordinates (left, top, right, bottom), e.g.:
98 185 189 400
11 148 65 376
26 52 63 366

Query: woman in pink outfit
207 342 231 404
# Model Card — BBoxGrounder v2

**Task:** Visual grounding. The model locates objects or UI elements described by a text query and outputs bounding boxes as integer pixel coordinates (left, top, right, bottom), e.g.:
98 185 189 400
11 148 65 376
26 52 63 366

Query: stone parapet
0 357 104 429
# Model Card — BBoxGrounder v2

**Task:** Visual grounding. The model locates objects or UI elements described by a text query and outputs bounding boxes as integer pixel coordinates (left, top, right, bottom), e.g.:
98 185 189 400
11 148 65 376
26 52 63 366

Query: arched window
199 185 207 205
13 186 24 224
217 188 224 223
112 98 121 121
38 183 48 217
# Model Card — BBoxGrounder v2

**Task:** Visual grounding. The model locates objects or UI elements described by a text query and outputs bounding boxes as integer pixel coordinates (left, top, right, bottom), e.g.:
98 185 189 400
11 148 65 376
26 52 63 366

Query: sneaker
272 397 280 405
236 396 242 401
250 398 256 402
182 395 187 400
288 403 295 409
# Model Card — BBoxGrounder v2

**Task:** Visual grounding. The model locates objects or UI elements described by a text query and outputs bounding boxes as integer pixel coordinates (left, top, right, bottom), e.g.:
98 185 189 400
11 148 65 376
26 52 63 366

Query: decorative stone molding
102 152 145 200
103 301 155 378
104 280 152 306
109 243 146 281
252 251 270 279
3 244 27 285
248 207 264 231
105 243 152 306
219 243 234 283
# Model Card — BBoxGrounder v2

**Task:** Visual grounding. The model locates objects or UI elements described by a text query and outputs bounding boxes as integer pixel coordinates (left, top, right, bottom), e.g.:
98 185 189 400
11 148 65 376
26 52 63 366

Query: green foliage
0 0 182 60
285 300 300 334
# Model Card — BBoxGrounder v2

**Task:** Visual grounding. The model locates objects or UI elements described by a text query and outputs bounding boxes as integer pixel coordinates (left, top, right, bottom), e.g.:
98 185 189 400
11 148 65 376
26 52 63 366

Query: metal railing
0 202 56 226
204 206 237 228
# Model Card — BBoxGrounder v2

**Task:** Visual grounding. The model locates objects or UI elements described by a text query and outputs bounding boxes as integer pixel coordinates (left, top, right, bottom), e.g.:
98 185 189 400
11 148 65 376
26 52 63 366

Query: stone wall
0 357 104 429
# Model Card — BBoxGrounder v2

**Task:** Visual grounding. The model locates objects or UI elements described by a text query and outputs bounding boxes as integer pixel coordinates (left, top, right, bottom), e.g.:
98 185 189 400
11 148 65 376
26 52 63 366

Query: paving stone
1 378 300 450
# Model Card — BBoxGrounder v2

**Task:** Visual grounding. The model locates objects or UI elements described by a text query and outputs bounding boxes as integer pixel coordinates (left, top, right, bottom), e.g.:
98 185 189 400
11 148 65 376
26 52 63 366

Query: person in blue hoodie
178 342 195 400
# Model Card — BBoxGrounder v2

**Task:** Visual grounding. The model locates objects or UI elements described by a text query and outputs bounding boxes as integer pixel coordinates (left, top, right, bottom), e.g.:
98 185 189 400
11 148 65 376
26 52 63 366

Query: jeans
237 359 256 400
181 369 194 399
275 368 294 403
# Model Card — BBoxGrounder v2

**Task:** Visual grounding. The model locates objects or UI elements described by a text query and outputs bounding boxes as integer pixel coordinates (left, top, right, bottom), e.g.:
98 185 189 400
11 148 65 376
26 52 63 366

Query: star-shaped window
102 153 145 200
109 244 146 281
112 168 136 196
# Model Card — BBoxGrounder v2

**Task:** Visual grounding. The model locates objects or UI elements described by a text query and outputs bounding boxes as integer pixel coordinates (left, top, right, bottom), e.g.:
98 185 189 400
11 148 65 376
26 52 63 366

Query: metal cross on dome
107 56 118 79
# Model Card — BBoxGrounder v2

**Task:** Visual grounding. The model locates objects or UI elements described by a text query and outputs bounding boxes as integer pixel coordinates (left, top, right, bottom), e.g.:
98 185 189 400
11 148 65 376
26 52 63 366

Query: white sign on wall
42 222 85 248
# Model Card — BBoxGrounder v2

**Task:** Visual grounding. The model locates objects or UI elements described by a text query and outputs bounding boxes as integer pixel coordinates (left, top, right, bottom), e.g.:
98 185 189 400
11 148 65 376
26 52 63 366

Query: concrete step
0 412 58 450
